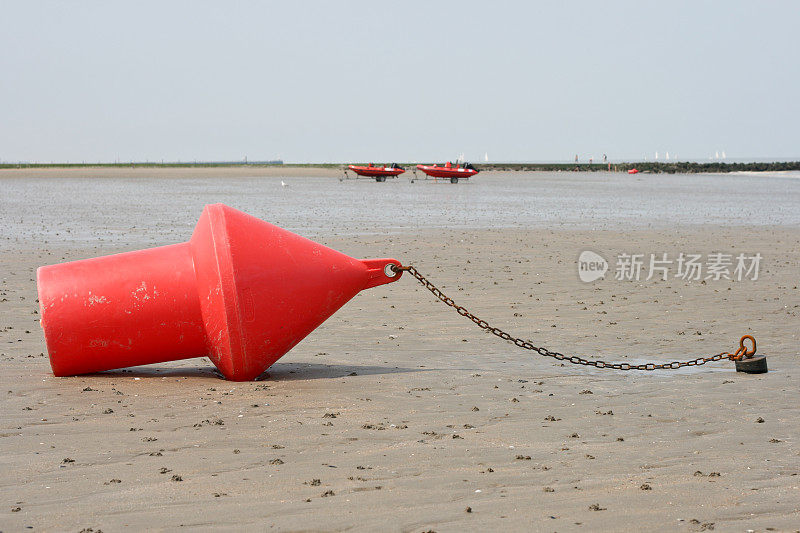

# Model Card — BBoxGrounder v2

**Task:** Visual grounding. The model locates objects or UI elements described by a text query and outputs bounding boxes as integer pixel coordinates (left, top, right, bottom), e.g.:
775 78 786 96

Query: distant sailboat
655 151 659 160
665 152 670 160
715 151 720 159
721 151 726 159
484 152 489 162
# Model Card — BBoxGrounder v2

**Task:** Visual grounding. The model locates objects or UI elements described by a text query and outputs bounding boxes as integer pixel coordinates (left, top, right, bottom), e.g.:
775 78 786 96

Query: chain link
393 265 755 371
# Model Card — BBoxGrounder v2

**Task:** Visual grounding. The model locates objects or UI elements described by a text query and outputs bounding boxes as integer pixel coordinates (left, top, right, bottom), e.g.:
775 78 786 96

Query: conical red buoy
36 204 403 381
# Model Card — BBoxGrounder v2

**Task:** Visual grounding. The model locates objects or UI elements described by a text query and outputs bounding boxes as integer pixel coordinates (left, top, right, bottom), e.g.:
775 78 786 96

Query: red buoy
37 204 403 381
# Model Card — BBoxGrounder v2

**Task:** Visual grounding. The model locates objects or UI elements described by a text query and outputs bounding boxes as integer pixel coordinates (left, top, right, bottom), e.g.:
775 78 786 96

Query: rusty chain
392 264 756 371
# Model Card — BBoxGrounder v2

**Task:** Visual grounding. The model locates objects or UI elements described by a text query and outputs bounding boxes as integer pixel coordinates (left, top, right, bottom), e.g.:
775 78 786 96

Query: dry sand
1 169 799 532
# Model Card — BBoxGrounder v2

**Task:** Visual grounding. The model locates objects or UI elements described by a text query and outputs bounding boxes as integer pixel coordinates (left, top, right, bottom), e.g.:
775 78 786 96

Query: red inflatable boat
347 163 405 181
415 162 479 183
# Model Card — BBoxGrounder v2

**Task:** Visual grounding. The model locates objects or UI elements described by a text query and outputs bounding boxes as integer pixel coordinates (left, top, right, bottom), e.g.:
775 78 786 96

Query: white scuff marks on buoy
87 294 109 306
132 281 150 302
127 281 152 311
111 339 133 350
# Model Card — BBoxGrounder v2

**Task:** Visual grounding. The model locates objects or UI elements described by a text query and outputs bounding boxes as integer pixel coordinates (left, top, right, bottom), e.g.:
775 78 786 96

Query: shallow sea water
1 171 799 247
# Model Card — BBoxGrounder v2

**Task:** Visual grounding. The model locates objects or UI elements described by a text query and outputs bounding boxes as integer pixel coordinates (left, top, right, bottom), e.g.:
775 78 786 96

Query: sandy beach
1 169 798 532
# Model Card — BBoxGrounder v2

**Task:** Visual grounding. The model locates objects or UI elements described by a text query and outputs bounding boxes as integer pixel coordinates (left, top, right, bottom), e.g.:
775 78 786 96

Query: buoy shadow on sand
262 362 431 381
94 362 430 381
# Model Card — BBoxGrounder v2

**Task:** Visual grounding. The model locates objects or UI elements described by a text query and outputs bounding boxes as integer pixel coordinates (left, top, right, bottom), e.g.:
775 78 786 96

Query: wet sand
0 165 342 179
1 170 799 531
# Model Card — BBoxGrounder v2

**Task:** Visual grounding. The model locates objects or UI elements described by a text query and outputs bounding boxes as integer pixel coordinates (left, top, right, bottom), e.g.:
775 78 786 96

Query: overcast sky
2 1 798 163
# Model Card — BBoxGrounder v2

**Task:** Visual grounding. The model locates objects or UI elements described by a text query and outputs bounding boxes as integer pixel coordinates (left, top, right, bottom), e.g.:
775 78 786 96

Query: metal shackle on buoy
36 204 403 381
